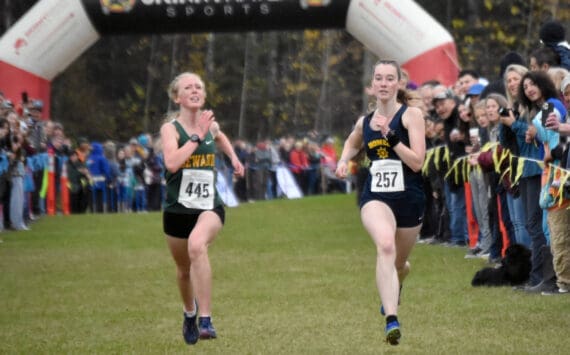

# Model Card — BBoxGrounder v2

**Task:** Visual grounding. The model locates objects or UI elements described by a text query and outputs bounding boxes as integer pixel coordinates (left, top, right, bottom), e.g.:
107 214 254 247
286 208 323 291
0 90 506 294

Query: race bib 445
178 169 215 210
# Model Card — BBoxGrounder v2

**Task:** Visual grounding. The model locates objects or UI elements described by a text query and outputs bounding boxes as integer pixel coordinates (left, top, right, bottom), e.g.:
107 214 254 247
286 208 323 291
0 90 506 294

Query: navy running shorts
361 195 425 228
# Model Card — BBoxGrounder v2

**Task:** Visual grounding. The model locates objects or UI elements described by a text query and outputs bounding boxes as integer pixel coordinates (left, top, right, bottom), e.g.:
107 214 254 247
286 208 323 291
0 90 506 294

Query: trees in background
51 30 365 142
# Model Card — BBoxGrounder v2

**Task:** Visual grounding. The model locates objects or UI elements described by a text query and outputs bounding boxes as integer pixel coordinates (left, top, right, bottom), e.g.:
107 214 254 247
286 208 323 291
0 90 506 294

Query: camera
498 107 510 117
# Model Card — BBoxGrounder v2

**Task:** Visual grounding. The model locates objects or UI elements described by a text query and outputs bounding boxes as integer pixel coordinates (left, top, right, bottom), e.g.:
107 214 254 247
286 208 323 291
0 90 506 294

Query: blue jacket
87 142 111 189
508 118 543 178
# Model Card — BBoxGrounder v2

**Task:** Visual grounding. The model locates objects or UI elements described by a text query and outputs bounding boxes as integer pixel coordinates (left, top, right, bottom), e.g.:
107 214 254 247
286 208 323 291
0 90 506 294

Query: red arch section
0 60 51 118
402 42 459 87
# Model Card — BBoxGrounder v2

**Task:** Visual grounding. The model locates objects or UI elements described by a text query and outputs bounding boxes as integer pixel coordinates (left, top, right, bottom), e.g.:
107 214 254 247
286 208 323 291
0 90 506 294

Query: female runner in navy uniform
161 72 244 345
336 60 426 345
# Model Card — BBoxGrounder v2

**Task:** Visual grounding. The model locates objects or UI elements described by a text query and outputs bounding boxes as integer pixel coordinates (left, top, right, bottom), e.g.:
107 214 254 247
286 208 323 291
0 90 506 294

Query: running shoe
182 313 199 345
198 316 217 339
385 320 401 345
182 300 199 345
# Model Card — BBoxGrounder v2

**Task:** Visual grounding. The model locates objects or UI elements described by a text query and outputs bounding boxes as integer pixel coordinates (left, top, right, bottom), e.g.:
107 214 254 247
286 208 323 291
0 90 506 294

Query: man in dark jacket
433 87 469 247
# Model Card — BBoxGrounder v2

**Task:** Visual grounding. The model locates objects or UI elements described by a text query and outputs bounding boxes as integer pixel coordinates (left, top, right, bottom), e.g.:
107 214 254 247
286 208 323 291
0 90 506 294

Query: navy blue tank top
360 105 424 202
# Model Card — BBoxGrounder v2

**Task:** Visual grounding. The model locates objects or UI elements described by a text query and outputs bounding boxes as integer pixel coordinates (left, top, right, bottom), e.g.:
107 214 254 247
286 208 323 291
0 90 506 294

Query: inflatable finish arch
0 0 458 118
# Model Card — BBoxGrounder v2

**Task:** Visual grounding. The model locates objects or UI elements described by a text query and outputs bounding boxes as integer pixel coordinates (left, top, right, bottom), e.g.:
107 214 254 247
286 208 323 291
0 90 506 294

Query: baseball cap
432 89 455 104
137 134 149 147
467 83 486 97
30 99 43 111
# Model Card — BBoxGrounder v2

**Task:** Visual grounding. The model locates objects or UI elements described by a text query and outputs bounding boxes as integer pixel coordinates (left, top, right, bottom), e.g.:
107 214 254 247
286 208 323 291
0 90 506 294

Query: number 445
185 182 210 198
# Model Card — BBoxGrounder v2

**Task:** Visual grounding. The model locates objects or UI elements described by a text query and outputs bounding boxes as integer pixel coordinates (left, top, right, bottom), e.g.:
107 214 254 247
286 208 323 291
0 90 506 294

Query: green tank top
164 119 222 214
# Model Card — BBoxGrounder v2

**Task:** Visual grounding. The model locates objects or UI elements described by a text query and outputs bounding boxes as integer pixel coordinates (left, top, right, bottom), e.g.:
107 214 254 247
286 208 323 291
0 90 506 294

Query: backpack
540 163 570 211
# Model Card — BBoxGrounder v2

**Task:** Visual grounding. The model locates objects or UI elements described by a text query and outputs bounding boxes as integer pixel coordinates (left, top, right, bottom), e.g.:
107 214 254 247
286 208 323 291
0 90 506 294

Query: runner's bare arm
212 122 245 177
394 107 425 172
161 122 200 173
336 116 364 178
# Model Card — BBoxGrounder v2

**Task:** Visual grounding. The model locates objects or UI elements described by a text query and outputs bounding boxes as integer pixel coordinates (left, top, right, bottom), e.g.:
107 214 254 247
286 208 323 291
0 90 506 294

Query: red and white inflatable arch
0 0 458 118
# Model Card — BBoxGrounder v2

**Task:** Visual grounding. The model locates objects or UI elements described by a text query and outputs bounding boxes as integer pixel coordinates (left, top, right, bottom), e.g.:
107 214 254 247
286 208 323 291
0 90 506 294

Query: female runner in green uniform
161 72 244 345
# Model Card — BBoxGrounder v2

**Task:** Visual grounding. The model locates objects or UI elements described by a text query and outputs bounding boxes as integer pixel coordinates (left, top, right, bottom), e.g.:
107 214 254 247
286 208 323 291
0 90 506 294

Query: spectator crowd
1 19 569 295
0 93 347 228
411 20 570 296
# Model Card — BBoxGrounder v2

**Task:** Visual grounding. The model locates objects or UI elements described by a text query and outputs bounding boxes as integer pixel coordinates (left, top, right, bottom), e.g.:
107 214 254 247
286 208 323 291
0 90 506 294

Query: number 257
375 172 397 188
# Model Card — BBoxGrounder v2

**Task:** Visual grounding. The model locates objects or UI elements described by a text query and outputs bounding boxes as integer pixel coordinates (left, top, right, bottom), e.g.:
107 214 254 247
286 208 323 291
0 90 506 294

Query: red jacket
289 148 309 174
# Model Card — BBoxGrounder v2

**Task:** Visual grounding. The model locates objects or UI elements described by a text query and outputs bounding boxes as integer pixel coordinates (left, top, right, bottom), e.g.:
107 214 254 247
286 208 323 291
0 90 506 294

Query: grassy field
1 193 568 354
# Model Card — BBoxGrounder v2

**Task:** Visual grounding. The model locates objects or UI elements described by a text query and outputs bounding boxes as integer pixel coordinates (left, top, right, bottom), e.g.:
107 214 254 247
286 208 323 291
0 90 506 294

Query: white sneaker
541 287 569 296
477 252 490 259
464 247 482 259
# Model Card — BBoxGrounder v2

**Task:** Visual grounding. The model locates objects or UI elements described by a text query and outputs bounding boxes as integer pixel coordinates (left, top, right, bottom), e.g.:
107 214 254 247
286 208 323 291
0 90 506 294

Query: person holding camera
503 70 563 292
499 64 532 250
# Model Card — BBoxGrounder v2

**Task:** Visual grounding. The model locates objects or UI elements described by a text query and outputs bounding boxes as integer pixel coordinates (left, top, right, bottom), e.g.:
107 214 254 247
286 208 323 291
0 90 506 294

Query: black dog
471 244 532 287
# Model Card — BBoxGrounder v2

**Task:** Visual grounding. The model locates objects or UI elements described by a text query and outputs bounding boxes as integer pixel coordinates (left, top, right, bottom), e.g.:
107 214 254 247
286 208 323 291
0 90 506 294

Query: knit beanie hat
499 51 525 77
539 21 566 45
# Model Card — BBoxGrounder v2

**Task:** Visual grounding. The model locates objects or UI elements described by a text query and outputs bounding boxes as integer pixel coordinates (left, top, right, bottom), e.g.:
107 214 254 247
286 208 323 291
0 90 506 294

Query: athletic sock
386 315 398 324
184 307 197 318
184 299 198 318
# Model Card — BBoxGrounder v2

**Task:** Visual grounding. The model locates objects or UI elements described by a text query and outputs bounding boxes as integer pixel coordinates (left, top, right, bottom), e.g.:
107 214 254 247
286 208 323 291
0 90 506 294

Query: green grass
0 193 568 354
